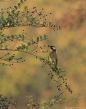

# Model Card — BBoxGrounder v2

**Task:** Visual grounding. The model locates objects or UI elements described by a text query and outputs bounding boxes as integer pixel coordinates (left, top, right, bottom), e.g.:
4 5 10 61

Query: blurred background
0 0 86 109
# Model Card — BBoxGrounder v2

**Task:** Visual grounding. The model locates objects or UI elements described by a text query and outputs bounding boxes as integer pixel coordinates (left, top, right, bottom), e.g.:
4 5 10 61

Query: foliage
38 56 73 94
0 0 59 66
0 0 56 30
25 94 78 109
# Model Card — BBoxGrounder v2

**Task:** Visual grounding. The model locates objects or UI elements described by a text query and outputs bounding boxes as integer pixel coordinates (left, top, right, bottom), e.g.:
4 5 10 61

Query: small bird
48 45 58 71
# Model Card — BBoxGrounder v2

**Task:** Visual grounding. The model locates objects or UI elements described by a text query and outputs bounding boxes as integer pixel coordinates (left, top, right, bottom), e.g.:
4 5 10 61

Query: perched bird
48 45 58 71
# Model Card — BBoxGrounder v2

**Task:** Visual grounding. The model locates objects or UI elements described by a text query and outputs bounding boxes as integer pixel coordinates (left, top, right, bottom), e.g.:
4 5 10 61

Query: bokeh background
0 0 86 109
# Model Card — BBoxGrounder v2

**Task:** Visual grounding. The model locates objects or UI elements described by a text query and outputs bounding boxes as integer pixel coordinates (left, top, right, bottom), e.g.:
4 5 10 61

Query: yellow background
0 0 86 109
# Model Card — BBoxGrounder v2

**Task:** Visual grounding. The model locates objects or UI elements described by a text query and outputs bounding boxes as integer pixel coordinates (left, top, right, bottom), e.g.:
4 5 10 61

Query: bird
48 45 58 71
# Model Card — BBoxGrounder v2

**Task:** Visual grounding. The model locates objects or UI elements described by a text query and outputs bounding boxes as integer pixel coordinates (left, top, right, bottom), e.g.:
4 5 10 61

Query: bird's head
48 45 56 51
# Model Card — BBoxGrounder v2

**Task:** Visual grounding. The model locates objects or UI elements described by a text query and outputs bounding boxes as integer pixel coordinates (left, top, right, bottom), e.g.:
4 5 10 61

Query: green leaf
62 98 67 102
26 46 29 52
43 19 46 22
29 99 33 102
4 38 7 41
44 34 46 39
6 18 10 21
6 11 10 14
29 95 33 98
24 6 28 10
14 6 17 10
36 37 39 42
6 12 11 16
49 22 52 26
22 37 24 40
2 63 6 66
72 95 78 100
8 55 15 61
21 35 24 40
31 17 35 21
21 44 26 50
61 70 66 72
27 42 31 46
42 24 45 27
51 99 56 103
17 46 21 50
19 34 21 37
16 20 18 24
20 0 23 3
38 57 45 60
58 99 62 102
50 104 53 107
0 33 4 37
17 11 20 14
22 44 26 48
26 15 30 20
18 3 20 6
36 22 40 25
11 35 14 38
57 65 61 70
2 22 5 27
5 45 8 49
40 35 42 40
32 39 34 44
11 10 15 13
